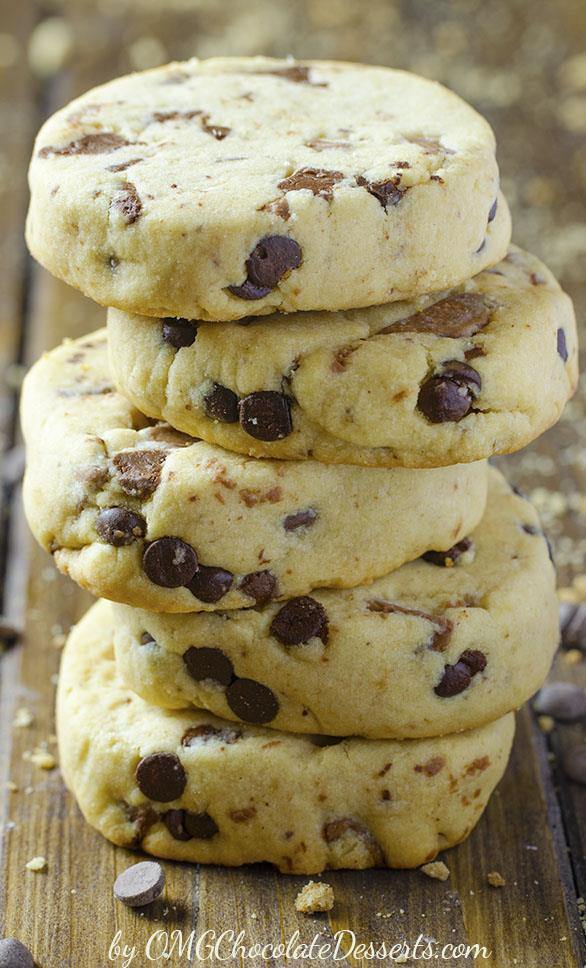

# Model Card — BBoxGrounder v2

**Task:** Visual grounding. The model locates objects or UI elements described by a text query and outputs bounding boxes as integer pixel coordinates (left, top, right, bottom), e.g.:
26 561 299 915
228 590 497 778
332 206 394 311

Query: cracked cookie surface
20 332 487 612
27 56 510 321
57 601 515 871
108 246 577 467
114 469 557 738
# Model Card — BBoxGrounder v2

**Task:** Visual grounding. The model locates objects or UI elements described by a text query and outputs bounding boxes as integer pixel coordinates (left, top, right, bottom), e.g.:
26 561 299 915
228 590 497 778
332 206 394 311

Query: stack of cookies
22 58 577 873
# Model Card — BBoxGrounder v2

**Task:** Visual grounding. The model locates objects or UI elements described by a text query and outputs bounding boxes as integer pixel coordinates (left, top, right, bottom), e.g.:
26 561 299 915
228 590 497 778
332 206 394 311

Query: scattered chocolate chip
203 383 239 423
112 449 167 498
187 565 233 603
418 361 481 423
283 508 318 532
557 328 568 362
96 507 147 546
435 650 487 697
183 646 234 686
0 938 35 967
533 682 586 722
200 114 230 140
381 293 489 339
164 809 219 840
560 603 586 651
228 236 302 299
488 199 498 222
182 723 242 746
39 132 132 157
162 319 197 348
238 570 278 604
270 596 329 646
113 861 165 907
422 538 473 567
112 181 142 224
226 678 279 724
136 752 186 801
356 175 404 209
142 537 198 587
278 167 343 201
239 391 292 441
562 746 586 785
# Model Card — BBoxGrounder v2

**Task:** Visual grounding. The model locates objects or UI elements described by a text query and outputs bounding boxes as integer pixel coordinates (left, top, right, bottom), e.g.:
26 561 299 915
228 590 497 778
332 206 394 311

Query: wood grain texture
1 0 585 965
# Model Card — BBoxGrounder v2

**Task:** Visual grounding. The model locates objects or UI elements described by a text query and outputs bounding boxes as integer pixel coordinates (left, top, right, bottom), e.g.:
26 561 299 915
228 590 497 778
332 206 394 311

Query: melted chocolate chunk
38 132 132 157
112 181 142 224
357 175 404 209
228 236 302 299
203 383 240 423
142 537 198 587
225 678 279 724
270 596 329 646
435 649 487 698
112 450 167 498
417 361 481 423
381 293 489 339
422 537 473 567
201 115 230 140
283 508 318 532
135 752 186 801
278 167 343 201
367 600 453 652
183 646 235 686
239 391 292 441
238 570 278 604
187 565 233 603
557 328 568 362
96 507 147 546
164 809 219 840
162 319 198 348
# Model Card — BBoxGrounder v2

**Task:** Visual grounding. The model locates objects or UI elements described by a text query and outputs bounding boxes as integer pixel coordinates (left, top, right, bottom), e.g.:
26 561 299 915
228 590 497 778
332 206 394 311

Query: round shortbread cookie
27 57 511 322
57 601 515 872
114 468 557 738
21 332 487 613
108 247 577 467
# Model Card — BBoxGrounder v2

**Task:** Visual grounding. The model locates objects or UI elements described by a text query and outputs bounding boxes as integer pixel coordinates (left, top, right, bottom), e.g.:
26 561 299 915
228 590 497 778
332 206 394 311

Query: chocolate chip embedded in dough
239 391 292 441
488 198 498 222
38 132 133 157
112 181 142 224
225 678 279 724
135 752 186 801
434 650 487 698
182 724 242 746
417 361 481 423
381 293 489 339
356 175 404 209
422 537 473 567
186 564 233 603
112 449 167 498
203 383 240 423
238 570 278 604
162 318 198 348
557 328 568 362
228 235 302 299
278 167 343 201
96 507 147 546
113 861 165 907
142 537 198 587
283 508 318 532
183 646 235 686
163 809 219 841
270 596 329 646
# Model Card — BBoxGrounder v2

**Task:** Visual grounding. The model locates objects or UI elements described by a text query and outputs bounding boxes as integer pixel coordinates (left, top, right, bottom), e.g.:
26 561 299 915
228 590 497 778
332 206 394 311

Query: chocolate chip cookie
108 247 577 467
57 601 515 871
21 332 487 612
27 56 510 322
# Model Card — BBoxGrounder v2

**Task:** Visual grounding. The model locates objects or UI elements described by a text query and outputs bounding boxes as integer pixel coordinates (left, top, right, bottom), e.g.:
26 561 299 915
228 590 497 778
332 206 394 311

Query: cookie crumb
487 870 506 888
295 880 334 913
563 649 582 665
25 856 47 872
6 781 18 793
538 715 555 734
13 707 34 729
421 861 450 881
23 747 56 770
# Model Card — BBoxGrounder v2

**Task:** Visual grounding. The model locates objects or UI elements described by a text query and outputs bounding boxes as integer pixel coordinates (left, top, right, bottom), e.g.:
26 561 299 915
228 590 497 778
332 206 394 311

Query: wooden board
1 1 586 965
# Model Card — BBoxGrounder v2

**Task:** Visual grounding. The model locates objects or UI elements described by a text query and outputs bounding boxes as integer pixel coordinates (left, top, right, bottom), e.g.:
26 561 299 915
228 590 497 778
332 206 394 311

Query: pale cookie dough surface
114 469 557 739
57 601 515 872
21 332 487 612
27 57 511 322
108 247 577 467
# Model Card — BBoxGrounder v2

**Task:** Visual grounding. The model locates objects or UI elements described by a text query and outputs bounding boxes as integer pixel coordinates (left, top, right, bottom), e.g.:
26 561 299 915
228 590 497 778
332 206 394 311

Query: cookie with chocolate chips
114 469 558 739
108 246 577 467
21 331 488 612
28 56 510 321
57 601 515 872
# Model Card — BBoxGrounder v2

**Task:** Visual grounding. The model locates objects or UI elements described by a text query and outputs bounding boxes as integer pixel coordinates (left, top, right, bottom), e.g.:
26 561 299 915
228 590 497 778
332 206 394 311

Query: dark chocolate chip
113 861 165 907
162 319 198 348
0 938 34 967
459 649 487 675
186 565 233 603
226 678 279 724
200 115 230 140
112 181 142 224
422 538 473 567
310 735 346 747
96 507 147 546
357 175 404 209
142 537 198 588
562 746 586 785
112 449 167 498
434 649 486 697
164 808 219 841
557 328 568 362
238 570 278 604
283 508 318 532
418 361 481 423
521 523 539 536
381 293 489 339
533 682 586 722
228 235 302 299
239 391 292 441
203 383 239 423
182 723 242 746
278 167 343 201
488 198 498 222
39 132 132 157
183 646 234 686
270 596 329 646
140 632 156 645
136 752 186 801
